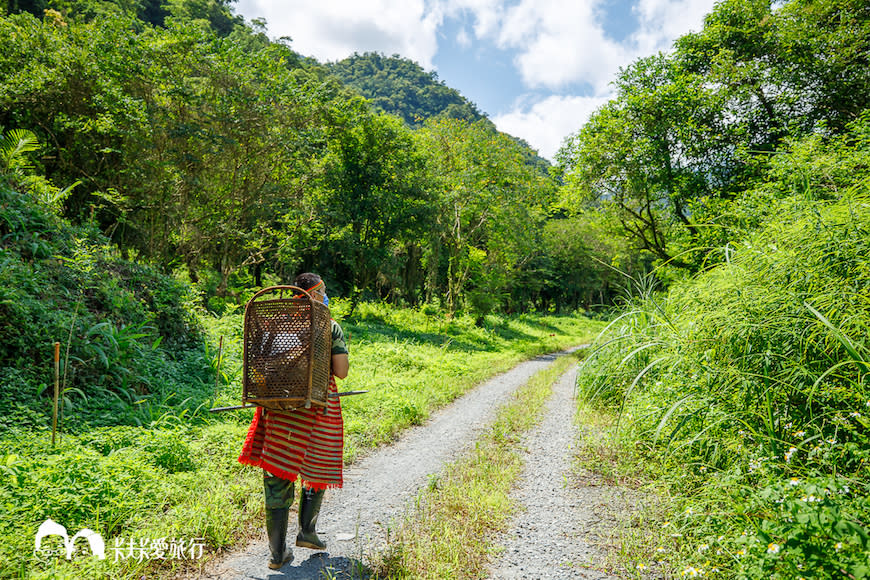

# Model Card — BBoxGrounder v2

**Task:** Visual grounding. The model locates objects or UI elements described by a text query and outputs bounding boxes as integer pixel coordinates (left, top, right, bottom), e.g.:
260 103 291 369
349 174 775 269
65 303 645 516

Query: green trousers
264 473 295 509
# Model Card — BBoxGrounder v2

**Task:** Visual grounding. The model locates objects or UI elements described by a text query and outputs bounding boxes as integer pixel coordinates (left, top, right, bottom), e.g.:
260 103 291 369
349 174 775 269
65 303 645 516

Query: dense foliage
0 3 616 315
327 52 487 127
0 178 211 432
558 0 870 275
576 111 870 579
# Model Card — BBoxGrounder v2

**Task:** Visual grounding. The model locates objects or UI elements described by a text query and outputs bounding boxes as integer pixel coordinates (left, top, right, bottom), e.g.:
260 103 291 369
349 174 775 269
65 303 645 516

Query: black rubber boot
296 487 327 550
266 507 294 569
264 474 295 569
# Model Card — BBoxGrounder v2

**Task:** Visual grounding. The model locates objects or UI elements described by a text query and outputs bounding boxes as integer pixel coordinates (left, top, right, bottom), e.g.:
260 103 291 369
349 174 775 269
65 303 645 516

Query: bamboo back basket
242 286 332 410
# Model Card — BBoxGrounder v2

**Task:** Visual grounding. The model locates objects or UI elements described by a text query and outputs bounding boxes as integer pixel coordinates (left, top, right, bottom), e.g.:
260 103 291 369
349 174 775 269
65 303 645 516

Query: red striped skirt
238 377 343 490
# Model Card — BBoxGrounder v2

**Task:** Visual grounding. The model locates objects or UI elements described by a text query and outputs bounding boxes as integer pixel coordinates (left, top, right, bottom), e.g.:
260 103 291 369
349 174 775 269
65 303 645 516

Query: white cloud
235 0 441 67
495 0 627 92
482 0 717 155
480 0 717 92
631 0 716 54
493 94 610 161
456 26 472 48
442 0 504 38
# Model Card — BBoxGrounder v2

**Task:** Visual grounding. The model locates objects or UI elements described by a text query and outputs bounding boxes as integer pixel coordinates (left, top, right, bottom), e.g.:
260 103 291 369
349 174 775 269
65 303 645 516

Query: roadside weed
575 192 870 577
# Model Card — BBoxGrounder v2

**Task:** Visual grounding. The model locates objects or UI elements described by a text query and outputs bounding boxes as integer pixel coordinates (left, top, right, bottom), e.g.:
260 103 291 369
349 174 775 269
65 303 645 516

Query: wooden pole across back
52 342 60 446
208 391 369 413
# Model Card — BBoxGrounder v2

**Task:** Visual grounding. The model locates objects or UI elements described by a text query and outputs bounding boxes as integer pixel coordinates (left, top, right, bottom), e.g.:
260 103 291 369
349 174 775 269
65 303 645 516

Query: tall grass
576 191 870 578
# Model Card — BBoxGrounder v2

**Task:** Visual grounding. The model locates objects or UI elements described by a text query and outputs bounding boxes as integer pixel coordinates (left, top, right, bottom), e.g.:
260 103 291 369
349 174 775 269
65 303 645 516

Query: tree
164 0 242 36
559 0 870 277
319 106 434 314
558 54 726 269
418 118 556 313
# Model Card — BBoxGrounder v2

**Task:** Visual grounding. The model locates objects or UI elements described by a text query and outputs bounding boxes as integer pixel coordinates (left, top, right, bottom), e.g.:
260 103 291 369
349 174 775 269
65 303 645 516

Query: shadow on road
267 551 372 579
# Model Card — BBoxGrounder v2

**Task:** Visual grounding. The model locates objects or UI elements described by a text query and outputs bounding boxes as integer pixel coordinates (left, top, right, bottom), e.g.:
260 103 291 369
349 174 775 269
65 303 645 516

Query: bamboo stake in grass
52 341 60 446
214 335 224 399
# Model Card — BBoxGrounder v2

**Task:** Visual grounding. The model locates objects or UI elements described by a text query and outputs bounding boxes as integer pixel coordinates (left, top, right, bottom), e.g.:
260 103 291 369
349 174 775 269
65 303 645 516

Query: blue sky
234 0 718 160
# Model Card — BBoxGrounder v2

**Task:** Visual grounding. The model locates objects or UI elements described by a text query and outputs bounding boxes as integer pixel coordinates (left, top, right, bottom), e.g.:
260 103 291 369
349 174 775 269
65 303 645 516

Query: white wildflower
767 543 780 554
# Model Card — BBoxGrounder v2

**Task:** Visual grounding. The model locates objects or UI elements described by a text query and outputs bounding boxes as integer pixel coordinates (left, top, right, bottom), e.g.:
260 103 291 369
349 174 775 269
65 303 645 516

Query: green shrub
78 426 194 473
138 429 195 473
0 184 212 432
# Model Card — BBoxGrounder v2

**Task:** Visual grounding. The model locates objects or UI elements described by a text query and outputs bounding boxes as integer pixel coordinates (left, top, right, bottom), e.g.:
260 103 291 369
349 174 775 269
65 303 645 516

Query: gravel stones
486 365 620 580
206 352 573 580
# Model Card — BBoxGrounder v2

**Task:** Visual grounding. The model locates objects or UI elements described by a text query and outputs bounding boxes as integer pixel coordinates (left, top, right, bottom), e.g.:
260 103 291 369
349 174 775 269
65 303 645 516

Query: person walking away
237 273 350 569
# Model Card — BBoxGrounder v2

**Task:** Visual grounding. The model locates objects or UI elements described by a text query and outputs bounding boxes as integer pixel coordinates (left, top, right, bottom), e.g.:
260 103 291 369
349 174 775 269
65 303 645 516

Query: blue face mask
324 294 329 306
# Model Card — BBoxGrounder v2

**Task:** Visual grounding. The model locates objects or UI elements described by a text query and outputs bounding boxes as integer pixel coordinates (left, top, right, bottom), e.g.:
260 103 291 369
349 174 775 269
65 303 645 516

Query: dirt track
486 357 620 579
201 347 620 579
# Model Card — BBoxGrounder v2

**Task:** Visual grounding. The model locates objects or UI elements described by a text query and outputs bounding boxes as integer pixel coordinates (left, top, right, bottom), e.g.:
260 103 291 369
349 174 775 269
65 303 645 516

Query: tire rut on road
486 363 620 580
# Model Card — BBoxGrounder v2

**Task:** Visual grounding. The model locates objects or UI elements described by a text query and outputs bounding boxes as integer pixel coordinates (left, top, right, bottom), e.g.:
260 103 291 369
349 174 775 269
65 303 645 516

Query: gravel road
486 360 620 579
202 347 619 580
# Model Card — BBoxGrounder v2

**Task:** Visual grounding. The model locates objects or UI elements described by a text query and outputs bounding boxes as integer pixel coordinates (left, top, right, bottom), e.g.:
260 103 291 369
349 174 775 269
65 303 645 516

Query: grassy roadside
571 404 672 580
571 191 870 578
370 349 586 579
7 306 602 579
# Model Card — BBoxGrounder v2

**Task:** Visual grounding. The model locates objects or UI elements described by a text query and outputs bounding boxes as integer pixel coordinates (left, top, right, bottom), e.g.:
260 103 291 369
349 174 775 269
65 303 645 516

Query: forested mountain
327 52 487 127
326 53 553 197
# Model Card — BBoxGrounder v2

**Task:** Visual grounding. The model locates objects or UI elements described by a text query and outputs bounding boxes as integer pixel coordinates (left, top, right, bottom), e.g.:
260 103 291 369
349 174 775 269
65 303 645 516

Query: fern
1 128 39 173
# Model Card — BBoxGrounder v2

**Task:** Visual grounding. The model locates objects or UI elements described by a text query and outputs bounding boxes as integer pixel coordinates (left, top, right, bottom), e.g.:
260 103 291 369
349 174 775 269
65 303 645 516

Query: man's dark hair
294 272 322 291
